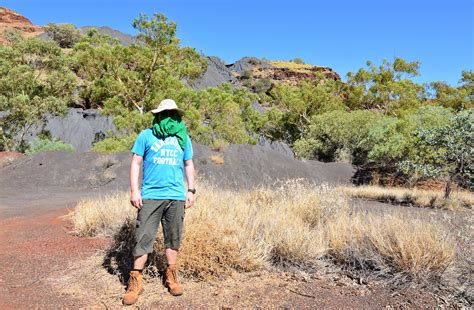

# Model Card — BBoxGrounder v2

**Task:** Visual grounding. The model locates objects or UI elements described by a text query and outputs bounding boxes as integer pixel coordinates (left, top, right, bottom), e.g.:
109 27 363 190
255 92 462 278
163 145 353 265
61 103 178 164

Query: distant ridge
80 26 135 46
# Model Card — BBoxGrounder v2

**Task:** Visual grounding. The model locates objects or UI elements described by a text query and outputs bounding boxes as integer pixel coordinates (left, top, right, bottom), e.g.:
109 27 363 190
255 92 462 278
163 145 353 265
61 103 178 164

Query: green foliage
430 70 473 110
25 137 74 155
92 134 137 153
398 110 473 196
365 105 453 164
69 12 207 145
0 38 76 152
44 23 81 48
3 28 23 44
268 78 346 143
294 110 385 163
346 58 425 114
79 28 120 46
69 13 263 148
191 84 257 144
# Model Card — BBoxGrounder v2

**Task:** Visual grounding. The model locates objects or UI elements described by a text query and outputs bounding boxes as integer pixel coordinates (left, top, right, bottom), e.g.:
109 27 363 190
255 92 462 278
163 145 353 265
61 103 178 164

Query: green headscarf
152 111 188 150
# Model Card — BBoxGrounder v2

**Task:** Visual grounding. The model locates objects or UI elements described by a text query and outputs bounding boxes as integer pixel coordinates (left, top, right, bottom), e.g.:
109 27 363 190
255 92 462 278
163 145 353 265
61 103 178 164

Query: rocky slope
192 56 341 90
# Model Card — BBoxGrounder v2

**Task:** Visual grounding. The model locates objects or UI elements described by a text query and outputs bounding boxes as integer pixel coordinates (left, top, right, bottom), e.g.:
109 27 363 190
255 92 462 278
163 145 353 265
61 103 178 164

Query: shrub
25 137 74 155
92 134 136 153
398 110 474 196
252 78 272 94
44 23 81 48
365 105 454 165
292 57 305 64
294 110 385 163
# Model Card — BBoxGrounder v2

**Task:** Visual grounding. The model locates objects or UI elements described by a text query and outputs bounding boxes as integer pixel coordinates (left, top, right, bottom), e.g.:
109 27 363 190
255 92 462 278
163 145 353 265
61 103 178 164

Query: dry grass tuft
72 181 457 284
326 213 455 282
340 185 474 209
209 154 224 165
70 192 135 237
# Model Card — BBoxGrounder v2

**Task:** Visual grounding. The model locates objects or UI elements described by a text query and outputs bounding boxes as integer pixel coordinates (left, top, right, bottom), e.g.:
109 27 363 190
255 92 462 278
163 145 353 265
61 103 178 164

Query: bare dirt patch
0 208 110 308
53 254 438 309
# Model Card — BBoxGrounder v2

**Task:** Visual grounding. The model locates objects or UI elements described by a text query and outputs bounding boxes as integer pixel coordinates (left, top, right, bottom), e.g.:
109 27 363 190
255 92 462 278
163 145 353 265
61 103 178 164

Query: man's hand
131 191 143 209
185 191 195 209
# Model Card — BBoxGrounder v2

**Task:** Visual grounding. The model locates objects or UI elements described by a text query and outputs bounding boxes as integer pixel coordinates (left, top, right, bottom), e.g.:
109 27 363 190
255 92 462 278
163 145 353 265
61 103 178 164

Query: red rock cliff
0 7 44 44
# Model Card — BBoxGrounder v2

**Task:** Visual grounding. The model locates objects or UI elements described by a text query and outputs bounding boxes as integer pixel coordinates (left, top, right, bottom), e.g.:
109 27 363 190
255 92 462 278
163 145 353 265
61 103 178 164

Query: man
122 99 196 305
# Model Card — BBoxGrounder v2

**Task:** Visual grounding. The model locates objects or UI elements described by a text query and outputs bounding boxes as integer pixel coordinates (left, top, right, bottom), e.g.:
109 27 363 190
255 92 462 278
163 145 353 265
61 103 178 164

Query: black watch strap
188 188 196 194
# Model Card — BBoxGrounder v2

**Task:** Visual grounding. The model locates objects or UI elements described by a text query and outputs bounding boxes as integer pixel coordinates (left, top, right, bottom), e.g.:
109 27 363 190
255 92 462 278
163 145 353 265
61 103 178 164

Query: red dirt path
0 209 109 309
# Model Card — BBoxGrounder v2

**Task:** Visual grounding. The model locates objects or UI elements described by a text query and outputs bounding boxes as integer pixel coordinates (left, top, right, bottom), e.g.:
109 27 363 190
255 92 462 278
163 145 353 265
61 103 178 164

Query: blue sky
4 0 473 85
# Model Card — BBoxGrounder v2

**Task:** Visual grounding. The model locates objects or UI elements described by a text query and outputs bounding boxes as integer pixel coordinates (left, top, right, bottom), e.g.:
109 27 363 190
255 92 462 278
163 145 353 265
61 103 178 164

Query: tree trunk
444 178 452 199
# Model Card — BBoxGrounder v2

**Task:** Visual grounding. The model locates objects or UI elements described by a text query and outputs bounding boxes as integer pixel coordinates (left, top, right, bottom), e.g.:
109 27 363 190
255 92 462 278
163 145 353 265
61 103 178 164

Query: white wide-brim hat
151 99 185 116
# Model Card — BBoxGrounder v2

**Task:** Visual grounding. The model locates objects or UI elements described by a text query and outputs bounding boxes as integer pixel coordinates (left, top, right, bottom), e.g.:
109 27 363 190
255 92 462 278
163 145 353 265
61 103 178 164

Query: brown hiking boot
122 271 144 305
165 264 183 296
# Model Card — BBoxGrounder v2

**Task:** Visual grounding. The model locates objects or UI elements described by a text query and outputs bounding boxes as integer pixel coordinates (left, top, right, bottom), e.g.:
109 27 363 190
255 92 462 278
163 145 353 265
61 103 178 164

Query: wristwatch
188 188 196 194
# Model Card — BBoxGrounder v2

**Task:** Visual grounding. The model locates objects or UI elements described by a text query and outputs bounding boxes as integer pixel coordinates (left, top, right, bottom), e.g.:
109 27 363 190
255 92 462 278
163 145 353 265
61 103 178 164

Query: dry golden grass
72 181 456 283
70 192 136 237
326 213 455 281
269 60 317 73
340 185 474 209
209 154 224 165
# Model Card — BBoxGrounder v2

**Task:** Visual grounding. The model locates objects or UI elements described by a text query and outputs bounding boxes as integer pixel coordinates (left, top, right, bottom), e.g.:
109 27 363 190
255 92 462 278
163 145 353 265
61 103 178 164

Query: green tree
430 70 474 110
294 110 384 163
364 105 453 169
70 13 206 126
44 23 81 48
398 110 473 197
0 38 77 151
268 76 346 143
346 58 426 114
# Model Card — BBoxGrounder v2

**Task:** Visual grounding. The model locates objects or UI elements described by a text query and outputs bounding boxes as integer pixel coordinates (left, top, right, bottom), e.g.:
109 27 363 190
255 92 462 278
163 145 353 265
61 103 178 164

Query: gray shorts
133 199 185 257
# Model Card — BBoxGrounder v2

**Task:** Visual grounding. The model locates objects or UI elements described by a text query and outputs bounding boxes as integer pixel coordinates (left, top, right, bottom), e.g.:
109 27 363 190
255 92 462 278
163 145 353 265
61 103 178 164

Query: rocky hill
0 7 43 44
192 56 340 90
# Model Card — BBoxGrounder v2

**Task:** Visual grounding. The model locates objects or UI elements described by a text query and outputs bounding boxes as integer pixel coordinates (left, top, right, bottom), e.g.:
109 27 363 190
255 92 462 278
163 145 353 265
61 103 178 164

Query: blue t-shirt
131 129 193 200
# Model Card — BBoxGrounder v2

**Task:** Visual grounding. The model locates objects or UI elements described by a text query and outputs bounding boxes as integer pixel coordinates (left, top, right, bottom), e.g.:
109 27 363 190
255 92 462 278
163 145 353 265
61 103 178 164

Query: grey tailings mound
0 143 354 216
192 56 237 89
26 108 116 152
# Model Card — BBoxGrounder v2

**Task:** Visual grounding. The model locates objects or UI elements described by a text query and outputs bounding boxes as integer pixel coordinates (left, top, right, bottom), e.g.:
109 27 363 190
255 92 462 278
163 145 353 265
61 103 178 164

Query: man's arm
184 159 195 208
130 153 143 209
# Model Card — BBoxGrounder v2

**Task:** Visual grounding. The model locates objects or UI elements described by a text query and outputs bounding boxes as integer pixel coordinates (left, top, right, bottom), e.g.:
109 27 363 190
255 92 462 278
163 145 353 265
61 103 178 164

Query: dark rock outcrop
226 57 271 74
192 56 237 89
